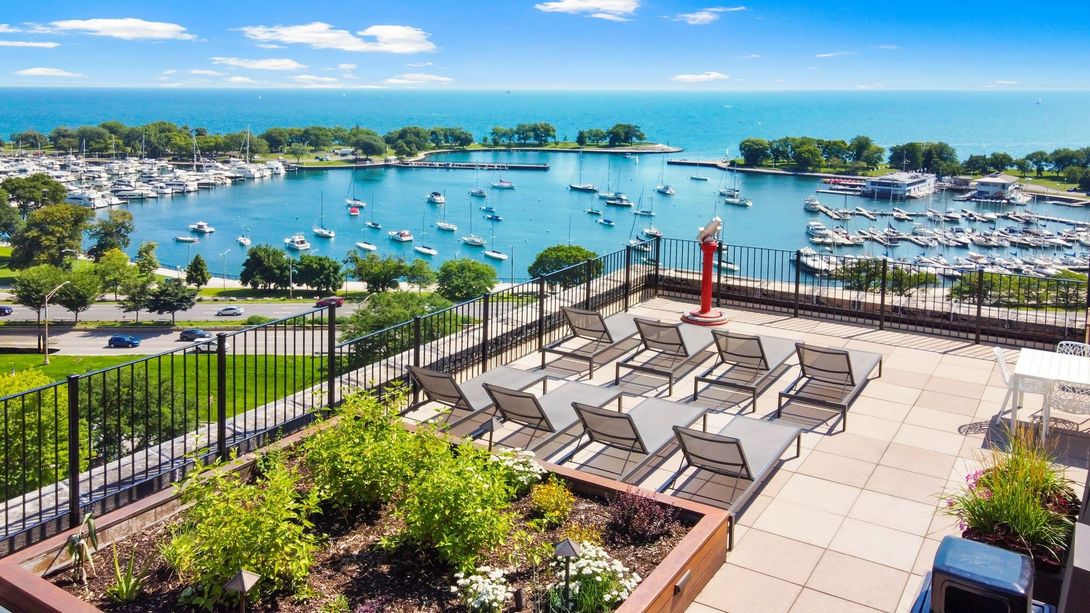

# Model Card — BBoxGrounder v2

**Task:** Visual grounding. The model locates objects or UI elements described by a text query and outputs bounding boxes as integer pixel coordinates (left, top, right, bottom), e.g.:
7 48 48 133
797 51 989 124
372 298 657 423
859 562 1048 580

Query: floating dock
393 161 549 171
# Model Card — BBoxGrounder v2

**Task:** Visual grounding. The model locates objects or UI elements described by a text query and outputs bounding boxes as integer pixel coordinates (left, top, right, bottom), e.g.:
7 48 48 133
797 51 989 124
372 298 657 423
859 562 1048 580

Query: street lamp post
219 249 231 290
42 280 71 365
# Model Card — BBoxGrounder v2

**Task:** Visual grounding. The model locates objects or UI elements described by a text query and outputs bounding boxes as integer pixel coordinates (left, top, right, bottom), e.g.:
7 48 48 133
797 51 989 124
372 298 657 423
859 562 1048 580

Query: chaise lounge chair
540 307 638 377
693 331 796 411
556 397 707 482
776 343 882 432
406 364 548 424
662 416 802 549
615 318 716 395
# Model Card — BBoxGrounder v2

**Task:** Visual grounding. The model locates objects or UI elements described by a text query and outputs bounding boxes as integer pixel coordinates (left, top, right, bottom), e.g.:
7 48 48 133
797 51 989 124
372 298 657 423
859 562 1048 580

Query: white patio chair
1051 342 1090 425
993 347 1053 430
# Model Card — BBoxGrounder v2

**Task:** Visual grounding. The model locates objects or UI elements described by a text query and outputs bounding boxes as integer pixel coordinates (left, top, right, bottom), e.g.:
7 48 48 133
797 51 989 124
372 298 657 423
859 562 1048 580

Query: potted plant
944 429 1080 605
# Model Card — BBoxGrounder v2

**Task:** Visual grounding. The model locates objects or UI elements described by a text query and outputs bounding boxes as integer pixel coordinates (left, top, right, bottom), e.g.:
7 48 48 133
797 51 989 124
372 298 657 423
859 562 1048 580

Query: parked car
216 306 245 316
108 335 141 348
0 306 12 316
179 328 212 341
190 340 229 353
315 296 344 308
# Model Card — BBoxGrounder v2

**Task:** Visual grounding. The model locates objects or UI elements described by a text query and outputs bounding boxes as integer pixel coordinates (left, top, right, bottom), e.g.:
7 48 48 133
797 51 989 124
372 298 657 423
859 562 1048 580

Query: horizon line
0 86 1088 93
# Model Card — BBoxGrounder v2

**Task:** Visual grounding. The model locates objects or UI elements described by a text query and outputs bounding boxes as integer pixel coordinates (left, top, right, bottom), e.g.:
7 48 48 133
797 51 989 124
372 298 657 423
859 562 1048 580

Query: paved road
4 325 334 356
0 300 357 323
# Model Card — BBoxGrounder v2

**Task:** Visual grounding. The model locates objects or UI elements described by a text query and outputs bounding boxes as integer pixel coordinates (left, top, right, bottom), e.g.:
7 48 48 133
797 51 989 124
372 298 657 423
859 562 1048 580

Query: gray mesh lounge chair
540 307 638 377
662 416 802 549
615 318 716 394
452 381 622 454
557 398 707 482
693 331 796 411
776 343 882 432
407 365 548 424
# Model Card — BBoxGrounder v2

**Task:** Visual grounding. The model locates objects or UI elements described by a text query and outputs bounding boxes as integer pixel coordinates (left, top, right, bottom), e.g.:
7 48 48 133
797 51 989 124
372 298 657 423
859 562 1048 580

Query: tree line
737 134 1090 189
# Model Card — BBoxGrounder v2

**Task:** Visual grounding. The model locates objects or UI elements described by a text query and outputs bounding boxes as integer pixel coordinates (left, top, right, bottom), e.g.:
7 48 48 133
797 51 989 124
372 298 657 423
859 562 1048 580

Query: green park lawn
0 246 16 284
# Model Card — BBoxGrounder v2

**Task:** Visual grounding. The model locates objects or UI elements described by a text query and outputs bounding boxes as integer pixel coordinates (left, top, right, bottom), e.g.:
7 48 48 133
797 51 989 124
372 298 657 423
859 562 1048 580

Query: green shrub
529 477 574 529
162 453 319 609
303 390 448 514
394 441 515 572
489 448 545 497
542 542 641 612
244 314 273 325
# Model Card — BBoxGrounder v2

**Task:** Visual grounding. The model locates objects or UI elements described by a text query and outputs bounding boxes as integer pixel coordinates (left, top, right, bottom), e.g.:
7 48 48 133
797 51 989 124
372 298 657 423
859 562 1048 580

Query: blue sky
0 1 1087 90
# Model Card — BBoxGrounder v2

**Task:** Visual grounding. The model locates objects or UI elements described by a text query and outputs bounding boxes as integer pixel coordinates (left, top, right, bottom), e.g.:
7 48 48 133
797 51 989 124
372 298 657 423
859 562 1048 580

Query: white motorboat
188 221 216 233
597 218 615 227
483 249 508 261
348 206 361 216
367 221 382 230
490 179 515 190
355 241 377 251
174 235 199 243
690 175 710 181
388 229 414 242
642 226 662 238
284 234 311 250
237 235 251 247
655 185 676 195
414 245 438 256
427 191 446 204
804 195 822 211
469 187 487 198
436 221 457 232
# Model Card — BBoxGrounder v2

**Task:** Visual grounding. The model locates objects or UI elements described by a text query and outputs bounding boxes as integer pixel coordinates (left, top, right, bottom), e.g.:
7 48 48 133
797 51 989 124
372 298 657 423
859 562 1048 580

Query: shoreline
286 143 682 170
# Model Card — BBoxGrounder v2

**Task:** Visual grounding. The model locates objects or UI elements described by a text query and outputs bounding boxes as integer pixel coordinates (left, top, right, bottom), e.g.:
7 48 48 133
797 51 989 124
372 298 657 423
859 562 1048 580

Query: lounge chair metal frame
540 307 637 377
406 364 548 422
474 381 623 453
776 343 882 432
693 331 795 411
615 318 715 395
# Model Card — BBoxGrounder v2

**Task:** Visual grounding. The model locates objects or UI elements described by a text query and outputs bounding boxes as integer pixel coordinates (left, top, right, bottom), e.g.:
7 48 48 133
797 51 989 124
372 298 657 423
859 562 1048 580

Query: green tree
9 129 47 149
888 142 925 171
963 154 991 175
437 258 498 302
921 142 959 173
792 144 825 171
1 174 67 217
345 252 407 292
528 244 600 288
1025 150 1051 177
861 144 885 169
146 278 197 324
11 264 65 324
606 124 646 147
0 370 75 497
286 143 309 163
296 253 343 295
86 209 135 260
403 258 436 291
768 138 791 167
185 254 211 289
848 135 875 162
240 244 291 290
1050 148 1082 172
56 268 103 322
9 203 93 269
0 188 23 237
339 291 454 340
738 138 771 166
576 130 588 147
135 241 160 276
95 248 132 299
119 273 154 323
988 152 1015 173
584 128 608 145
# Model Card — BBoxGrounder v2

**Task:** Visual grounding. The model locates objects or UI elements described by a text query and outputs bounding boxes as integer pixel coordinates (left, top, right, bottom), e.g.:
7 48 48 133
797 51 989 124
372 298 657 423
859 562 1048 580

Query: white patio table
1010 348 1090 439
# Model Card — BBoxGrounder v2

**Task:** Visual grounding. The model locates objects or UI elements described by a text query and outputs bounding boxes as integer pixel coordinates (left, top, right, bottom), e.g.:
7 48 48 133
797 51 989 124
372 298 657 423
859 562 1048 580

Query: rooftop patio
405 296 1090 613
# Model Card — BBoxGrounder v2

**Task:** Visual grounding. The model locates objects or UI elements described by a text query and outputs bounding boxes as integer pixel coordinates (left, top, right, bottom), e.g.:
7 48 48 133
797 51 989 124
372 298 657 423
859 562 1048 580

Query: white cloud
256 43 282 49
407 61 433 67
671 71 729 83
225 76 258 84
50 18 195 41
294 74 339 84
337 63 356 70
238 22 436 53
855 83 885 89
987 80 1019 88
673 6 746 25
737 53 762 59
534 0 640 21
0 40 60 48
160 82 181 88
211 56 306 70
190 69 222 76
161 69 177 75
15 67 82 77
814 51 853 58
384 72 453 85
0 24 22 33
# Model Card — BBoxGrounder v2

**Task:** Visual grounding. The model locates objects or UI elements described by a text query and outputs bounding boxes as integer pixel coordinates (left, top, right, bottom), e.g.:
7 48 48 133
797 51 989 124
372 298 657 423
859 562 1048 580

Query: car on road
179 328 212 341
216 306 245 316
190 340 230 353
315 296 344 308
108 334 141 348
0 306 11 316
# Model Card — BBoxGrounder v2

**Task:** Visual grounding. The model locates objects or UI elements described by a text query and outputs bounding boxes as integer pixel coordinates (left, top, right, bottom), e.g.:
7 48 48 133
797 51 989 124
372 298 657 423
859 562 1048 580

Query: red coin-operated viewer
682 217 730 326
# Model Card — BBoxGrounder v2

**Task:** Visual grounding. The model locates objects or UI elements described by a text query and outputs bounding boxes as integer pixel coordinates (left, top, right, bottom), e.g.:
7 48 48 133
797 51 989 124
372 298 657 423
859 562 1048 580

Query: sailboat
436 203 457 232
598 162 622 199
366 197 382 229
462 201 485 246
632 193 655 217
568 150 598 192
655 156 675 195
490 178 515 190
313 192 335 238
413 207 438 256
720 169 752 206
345 168 365 207
354 239 377 251
469 167 487 198
483 224 508 260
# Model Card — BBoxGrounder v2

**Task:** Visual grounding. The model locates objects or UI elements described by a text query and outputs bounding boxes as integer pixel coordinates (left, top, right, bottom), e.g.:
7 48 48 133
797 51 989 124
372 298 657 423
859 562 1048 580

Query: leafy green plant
243 314 273 325
162 453 319 609
564 522 604 546
490 448 545 497
393 441 515 572
945 430 1079 571
319 594 350 613
105 544 145 603
542 542 641 612
57 513 98 585
529 477 574 530
605 489 678 545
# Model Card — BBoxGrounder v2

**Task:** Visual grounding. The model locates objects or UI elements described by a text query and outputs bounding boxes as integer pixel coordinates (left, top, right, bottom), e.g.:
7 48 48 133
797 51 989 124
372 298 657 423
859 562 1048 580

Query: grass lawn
0 246 16 285
3 353 323 415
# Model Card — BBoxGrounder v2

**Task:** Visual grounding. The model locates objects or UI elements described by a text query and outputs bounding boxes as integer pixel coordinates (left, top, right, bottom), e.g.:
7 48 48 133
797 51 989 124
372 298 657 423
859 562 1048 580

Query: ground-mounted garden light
224 569 260 613
554 538 581 611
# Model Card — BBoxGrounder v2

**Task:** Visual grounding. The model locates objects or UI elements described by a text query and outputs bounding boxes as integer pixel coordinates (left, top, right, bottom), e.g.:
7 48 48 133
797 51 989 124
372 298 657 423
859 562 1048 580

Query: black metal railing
0 236 1085 555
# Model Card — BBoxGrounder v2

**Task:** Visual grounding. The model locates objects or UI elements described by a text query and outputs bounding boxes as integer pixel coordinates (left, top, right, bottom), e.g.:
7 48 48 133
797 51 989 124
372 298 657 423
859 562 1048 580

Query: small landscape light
224 569 260 613
555 538 581 612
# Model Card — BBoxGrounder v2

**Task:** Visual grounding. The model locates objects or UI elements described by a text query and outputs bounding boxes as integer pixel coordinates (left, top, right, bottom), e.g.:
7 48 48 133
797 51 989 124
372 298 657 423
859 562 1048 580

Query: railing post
66 374 80 529
537 277 546 350
878 259 888 331
975 269 985 344
1084 277 1090 344
623 246 632 311
583 259 593 309
412 315 422 406
216 332 228 462
481 293 491 371
326 304 337 409
716 242 723 308
793 250 801 318
653 237 662 296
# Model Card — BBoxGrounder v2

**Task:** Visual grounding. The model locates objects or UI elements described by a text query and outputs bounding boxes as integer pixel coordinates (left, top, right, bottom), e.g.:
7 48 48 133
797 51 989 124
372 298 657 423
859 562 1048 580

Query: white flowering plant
490 448 546 496
451 565 512 613
543 542 641 612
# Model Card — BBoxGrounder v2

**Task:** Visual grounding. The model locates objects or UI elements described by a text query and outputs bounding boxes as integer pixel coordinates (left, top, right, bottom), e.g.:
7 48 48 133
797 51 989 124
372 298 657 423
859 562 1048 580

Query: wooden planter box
0 419 728 613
